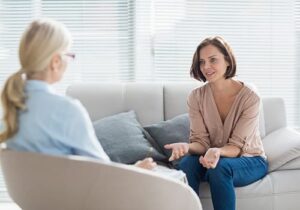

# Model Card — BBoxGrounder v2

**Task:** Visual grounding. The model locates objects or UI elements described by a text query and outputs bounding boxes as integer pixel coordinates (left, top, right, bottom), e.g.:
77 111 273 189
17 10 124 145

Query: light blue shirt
6 80 110 161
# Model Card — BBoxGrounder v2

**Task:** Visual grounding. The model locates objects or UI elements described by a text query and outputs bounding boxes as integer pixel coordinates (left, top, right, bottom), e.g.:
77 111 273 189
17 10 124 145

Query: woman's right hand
164 143 189 161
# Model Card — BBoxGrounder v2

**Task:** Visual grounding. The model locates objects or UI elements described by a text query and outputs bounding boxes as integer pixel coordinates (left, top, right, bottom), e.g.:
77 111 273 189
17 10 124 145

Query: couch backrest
262 97 287 135
66 82 204 125
67 82 165 125
66 82 287 137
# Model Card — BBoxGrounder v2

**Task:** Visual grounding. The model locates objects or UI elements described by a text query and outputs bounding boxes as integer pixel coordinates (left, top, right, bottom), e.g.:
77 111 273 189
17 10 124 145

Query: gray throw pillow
93 110 166 164
144 113 190 159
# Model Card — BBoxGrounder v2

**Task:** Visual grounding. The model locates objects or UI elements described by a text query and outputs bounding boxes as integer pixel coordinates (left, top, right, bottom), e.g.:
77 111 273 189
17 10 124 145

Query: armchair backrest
0 149 201 210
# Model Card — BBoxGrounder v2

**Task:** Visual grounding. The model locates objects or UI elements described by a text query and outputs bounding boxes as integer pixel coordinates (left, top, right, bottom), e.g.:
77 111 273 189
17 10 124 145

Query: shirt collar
25 80 56 94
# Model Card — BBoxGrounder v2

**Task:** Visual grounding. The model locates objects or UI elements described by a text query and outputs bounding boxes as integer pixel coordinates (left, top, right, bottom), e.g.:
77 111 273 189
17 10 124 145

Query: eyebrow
199 55 217 60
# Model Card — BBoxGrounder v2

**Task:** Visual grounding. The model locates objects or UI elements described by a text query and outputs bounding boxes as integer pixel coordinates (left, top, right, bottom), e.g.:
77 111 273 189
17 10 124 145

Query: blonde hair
0 18 72 142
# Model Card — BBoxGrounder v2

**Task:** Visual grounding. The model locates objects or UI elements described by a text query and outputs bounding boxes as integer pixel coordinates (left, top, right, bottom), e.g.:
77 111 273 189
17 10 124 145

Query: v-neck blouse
187 83 266 158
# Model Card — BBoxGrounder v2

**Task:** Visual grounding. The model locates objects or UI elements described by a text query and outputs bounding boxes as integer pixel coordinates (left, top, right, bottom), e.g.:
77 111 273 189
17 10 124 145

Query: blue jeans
179 155 268 210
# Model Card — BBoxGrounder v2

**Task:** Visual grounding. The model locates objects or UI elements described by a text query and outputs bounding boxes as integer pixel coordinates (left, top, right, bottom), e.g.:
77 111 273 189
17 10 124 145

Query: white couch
66 82 300 210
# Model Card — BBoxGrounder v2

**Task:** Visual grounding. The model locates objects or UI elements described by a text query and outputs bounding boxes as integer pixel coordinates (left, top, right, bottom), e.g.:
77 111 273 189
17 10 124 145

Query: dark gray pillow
93 110 166 164
144 113 190 158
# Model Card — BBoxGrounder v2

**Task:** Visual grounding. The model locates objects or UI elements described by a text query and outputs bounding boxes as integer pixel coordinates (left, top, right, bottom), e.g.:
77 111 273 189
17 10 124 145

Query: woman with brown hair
165 36 268 210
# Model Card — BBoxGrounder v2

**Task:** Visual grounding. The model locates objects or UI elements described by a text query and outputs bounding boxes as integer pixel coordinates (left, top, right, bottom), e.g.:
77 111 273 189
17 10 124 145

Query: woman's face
51 51 74 83
199 44 229 83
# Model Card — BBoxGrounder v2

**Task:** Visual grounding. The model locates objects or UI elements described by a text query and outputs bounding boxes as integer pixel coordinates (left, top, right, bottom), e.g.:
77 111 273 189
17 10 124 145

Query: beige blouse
188 83 266 158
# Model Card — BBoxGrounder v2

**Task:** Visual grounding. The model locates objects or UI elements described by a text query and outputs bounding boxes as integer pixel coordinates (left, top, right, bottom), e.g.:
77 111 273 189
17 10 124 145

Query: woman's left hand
199 148 221 169
135 157 157 170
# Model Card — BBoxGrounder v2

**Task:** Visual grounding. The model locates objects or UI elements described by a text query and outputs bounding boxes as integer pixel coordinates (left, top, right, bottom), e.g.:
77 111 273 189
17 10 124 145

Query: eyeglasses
64 52 76 60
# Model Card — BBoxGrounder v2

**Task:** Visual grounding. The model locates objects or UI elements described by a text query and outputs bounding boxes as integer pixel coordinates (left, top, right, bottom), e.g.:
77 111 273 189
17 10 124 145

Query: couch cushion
163 82 200 120
262 97 286 135
277 156 300 170
67 83 164 125
93 111 165 164
199 173 273 198
262 127 300 172
270 170 300 193
123 83 164 125
144 114 190 166
199 174 273 210
271 170 300 210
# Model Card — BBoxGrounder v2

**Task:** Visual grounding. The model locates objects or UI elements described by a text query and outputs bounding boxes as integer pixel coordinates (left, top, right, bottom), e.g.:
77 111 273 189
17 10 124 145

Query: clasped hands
164 143 221 169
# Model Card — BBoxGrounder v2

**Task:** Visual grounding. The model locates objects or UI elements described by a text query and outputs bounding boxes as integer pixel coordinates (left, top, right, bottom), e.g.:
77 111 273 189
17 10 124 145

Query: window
0 0 299 127
145 0 299 127
0 0 135 92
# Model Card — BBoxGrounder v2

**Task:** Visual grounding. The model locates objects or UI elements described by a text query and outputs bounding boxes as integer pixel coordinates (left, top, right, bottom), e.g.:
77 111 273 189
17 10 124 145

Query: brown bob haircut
190 36 236 82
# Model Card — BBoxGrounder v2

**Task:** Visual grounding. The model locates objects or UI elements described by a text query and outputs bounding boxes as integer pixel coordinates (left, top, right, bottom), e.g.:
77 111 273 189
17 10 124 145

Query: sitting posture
0 18 155 170
165 36 268 210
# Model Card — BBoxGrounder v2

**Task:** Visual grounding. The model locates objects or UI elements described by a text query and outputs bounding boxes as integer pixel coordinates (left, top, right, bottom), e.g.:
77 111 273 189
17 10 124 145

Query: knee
179 155 200 174
206 159 232 180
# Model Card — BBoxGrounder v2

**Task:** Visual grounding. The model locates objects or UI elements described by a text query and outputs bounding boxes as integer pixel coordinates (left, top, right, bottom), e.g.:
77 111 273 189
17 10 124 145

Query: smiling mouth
206 72 215 77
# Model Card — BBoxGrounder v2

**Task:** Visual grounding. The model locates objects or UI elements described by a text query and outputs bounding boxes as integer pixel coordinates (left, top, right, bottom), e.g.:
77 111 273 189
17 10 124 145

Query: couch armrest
263 127 300 172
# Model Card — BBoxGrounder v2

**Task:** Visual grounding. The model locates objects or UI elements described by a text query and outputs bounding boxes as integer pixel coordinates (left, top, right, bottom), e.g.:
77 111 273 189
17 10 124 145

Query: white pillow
277 156 300 170
262 127 300 172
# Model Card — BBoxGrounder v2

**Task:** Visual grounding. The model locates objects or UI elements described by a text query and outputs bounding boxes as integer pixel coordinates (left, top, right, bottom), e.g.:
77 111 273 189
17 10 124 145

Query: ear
50 53 62 72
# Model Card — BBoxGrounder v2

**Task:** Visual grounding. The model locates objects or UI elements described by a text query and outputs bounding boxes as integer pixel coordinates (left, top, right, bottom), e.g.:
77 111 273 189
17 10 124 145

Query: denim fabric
179 155 268 210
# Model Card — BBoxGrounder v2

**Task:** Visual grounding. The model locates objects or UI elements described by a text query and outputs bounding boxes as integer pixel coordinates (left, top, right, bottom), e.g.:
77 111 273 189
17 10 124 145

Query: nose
203 61 211 70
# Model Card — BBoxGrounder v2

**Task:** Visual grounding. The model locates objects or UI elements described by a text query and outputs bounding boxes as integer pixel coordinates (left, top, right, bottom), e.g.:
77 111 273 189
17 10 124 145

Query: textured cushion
93 111 165 164
144 114 190 158
277 156 300 170
262 127 300 172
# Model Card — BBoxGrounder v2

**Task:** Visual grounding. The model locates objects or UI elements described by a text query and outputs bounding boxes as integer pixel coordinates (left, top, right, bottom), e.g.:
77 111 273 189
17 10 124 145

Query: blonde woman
0 19 155 170
165 36 268 210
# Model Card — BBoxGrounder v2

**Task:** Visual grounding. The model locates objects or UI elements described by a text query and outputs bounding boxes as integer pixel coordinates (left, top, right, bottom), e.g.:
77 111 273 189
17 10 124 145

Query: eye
199 60 204 65
210 58 217 63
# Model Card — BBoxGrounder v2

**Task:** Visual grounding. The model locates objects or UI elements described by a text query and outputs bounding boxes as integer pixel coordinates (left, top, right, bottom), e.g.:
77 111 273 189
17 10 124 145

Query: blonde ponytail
0 70 26 142
0 18 71 143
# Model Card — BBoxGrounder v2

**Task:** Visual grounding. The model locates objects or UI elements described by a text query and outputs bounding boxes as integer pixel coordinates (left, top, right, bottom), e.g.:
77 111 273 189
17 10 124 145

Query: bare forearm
219 145 241 157
188 142 207 155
